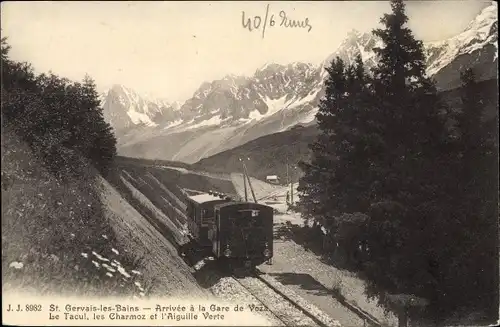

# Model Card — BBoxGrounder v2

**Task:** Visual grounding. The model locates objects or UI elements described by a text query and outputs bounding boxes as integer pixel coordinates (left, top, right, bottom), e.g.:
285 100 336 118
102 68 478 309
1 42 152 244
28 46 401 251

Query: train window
201 208 215 225
229 211 265 230
238 209 260 217
190 205 198 223
202 209 214 218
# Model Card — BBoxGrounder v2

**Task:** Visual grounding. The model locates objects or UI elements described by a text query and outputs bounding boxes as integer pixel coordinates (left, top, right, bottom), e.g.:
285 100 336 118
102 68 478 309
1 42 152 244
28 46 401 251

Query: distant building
266 175 280 184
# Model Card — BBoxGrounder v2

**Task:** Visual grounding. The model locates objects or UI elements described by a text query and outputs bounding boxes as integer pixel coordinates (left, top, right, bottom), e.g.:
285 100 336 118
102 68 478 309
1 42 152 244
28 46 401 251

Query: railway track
188 255 340 326
231 268 340 327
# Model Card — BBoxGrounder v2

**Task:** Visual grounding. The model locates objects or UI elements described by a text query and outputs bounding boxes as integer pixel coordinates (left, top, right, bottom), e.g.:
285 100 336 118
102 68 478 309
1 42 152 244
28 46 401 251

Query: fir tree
359 4 498 322
441 68 499 320
298 53 375 260
362 0 451 320
329 55 374 214
298 57 351 230
80 75 117 176
369 0 446 205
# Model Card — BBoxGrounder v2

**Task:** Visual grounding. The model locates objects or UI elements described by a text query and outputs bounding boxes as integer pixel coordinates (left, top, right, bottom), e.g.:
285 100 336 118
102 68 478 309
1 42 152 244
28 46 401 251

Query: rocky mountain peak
466 1 497 32
345 29 362 41
108 5 497 163
100 84 181 134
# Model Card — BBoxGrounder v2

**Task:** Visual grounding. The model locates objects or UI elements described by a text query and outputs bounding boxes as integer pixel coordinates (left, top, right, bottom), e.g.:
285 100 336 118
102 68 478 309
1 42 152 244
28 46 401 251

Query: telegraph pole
286 155 289 186
243 168 248 202
243 163 257 203
240 157 250 202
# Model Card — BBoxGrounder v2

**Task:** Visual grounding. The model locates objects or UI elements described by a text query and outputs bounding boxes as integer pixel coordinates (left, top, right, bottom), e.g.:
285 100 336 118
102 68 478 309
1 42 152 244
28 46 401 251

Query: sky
1 1 492 102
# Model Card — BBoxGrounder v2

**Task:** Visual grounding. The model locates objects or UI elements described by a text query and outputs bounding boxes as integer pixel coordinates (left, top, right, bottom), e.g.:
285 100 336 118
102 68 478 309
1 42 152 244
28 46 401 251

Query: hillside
115 155 193 170
193 125 317 183
1 38 209 299
194 78 499 181
1 127 208 298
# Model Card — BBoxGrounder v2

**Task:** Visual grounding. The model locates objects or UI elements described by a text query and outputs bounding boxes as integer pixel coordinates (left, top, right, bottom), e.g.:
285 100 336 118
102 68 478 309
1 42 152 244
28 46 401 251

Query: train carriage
209 202 274 268
183 187 274 269
185 192 231 247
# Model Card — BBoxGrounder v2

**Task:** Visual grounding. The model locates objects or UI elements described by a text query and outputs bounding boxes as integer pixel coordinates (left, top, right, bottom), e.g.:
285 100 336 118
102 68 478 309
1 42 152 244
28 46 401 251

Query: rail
231 268 338 327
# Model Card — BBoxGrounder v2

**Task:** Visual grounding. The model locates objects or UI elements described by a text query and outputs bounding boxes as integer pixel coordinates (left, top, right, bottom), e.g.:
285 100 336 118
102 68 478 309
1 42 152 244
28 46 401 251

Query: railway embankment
107 159 401 326
105 161 343 325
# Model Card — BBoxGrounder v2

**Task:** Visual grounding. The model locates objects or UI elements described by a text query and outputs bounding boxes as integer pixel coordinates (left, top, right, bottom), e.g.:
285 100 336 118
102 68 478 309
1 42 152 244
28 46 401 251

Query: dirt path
258 222 398 327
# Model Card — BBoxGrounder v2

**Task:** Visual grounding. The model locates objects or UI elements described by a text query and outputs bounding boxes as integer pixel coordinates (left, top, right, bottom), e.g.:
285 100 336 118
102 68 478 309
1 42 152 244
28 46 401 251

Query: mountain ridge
100 84 182 136
101 2 497 162
193 77 499 182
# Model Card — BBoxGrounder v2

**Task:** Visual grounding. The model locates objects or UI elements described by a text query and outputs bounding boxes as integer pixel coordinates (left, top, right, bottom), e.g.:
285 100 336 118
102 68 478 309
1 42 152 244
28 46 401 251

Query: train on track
180 164 274 269
182 191 274 269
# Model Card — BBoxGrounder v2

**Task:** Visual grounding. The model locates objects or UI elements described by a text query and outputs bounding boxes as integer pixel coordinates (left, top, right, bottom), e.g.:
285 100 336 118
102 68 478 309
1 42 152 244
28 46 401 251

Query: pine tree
361 0 452 319
34 73 79 176
442 68 500 320
298 53 376 264
80 75 117 175
369 0 446 204
1 38 40 130
330 55 374 214
298 57 351 230
456 68 496 173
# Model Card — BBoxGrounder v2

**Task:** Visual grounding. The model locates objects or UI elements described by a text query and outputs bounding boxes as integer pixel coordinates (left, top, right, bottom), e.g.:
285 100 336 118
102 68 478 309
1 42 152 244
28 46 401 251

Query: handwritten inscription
242 4 312 38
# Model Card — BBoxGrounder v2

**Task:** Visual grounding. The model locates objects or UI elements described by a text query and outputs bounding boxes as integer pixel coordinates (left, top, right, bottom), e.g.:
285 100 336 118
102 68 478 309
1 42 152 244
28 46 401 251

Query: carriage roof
214 201 273 211
187 193 228 205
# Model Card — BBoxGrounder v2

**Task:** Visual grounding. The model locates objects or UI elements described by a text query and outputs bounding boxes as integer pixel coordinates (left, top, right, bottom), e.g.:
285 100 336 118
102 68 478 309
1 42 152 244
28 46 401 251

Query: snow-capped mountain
323 2 497 89
323 29 381 72
176 62 323 129
108 2 497 163
425 2 498 90
427 3 498 75
100 84 181 135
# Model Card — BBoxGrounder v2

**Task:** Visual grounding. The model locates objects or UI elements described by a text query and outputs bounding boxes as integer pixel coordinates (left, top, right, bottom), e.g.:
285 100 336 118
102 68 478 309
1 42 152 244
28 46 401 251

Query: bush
1 37 143 297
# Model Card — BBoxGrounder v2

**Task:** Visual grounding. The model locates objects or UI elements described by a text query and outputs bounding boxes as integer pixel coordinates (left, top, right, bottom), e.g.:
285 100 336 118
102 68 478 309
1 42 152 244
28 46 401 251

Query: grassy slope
1 128 141 296
115 155 193 170
194 125 317 183
1 127 208 298
194 78 499 182
115 156 238 195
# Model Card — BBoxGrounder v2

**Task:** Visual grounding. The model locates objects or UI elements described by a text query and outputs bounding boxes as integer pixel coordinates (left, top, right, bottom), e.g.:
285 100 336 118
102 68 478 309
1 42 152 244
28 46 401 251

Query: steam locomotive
182 190 274 269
